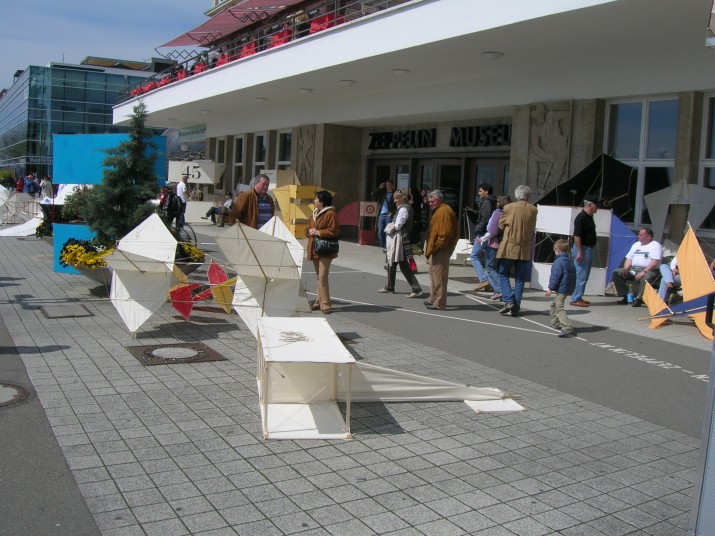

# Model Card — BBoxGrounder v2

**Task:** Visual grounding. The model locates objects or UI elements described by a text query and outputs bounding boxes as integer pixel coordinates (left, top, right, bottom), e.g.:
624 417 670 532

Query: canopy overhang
161 0 306 48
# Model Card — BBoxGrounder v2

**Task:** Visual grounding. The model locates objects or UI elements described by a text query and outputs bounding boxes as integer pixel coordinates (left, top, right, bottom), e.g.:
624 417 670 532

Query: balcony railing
118 0 415 103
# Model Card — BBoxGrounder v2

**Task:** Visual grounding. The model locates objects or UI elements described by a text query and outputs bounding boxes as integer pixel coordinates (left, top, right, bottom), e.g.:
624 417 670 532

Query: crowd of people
171 172 701 336
2 173 54 199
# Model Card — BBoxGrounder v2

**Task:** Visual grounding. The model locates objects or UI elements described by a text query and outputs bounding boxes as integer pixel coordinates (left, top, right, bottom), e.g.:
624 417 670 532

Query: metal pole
690 293 715 534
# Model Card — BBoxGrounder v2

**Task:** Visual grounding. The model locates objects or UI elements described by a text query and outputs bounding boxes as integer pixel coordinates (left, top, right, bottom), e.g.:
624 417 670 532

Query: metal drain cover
127 342 227 366
0 383 28 407
41 304 93 319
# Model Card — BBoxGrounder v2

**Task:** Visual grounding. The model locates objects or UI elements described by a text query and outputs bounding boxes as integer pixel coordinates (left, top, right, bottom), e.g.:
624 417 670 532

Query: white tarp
0 216 43 237
215 222 304 338
104 214 179 333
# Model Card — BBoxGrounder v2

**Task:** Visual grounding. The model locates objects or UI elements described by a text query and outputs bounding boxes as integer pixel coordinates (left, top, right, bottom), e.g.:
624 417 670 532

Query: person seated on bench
201 193 234 226
657 257 680 303
611 227 662 307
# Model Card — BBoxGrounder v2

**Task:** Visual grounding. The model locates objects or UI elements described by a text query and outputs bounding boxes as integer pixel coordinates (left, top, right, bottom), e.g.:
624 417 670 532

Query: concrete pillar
669 91 703 244
306 124 363 210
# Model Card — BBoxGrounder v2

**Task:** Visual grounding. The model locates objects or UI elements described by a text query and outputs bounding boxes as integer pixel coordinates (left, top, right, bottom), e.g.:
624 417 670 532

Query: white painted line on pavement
323 294 556 335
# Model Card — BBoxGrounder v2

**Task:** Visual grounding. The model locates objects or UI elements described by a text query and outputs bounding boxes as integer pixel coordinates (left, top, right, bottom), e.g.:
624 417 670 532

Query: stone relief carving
528 102 571 197
296 125 315 184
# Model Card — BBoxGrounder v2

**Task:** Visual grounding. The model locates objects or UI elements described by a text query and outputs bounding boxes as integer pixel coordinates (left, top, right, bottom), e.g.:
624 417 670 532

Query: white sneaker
406 291 423 298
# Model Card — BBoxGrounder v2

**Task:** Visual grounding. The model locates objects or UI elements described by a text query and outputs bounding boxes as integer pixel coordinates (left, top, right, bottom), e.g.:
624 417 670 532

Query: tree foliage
80 102 158 244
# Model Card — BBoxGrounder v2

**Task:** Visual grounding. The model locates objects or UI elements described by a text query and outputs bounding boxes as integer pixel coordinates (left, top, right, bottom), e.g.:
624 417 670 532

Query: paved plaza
0 231 707 535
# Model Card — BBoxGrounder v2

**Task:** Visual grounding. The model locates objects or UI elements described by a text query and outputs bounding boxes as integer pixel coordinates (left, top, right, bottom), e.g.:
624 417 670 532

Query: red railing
119 0 413 102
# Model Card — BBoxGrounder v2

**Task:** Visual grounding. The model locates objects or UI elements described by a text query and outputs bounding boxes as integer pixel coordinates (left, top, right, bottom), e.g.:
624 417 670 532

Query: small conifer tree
80 102 158 244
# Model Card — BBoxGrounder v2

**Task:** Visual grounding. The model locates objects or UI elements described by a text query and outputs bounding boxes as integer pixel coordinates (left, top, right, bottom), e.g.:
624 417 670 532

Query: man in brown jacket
424 190 459 311
228 174 275 228
497 185 538 317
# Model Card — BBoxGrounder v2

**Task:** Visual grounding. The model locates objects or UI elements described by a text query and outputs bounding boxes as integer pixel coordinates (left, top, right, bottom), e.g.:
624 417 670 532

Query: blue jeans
377 212 390 249
469 239 487 282
657 264 680 300
484 246 500 293
571 245 594 302
498 259 529 313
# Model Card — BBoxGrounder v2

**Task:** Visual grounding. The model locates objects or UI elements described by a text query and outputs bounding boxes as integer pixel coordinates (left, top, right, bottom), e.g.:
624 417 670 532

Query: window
233 136 245 186
699 95 715 230
277 129 292 170
215 138 226 164
605 98 678 224
254 132 266 177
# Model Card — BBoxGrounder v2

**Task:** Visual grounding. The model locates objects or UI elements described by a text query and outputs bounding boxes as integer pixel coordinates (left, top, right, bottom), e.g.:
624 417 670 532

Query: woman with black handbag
305 190 340 314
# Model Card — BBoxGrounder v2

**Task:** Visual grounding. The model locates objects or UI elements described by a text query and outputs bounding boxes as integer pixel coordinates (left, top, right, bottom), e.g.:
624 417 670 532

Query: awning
160 0 306 48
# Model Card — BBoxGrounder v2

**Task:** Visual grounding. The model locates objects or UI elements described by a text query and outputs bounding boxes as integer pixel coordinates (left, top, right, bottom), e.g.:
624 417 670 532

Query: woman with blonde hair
305 190 340 314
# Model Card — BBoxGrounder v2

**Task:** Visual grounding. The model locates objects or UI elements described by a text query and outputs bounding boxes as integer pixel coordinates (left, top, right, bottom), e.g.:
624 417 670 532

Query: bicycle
175 221 197 246
156 206 197 246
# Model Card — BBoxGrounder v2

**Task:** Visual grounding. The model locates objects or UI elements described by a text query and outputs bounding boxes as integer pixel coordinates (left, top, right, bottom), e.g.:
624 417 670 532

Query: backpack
163 192 181 215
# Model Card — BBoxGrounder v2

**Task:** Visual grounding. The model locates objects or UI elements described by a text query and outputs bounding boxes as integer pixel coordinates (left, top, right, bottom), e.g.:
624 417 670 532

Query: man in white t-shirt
175 176 189 228
611 227 662 307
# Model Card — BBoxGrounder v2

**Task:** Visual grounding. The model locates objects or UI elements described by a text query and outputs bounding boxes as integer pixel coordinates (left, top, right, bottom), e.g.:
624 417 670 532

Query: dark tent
537 154 637 220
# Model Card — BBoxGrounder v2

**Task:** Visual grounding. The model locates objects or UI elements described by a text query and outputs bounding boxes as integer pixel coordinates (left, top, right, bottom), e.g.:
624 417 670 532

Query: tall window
606 98 678 224
254 132 266 177
277 129 292 170
700 95 715 230
233 136 245 187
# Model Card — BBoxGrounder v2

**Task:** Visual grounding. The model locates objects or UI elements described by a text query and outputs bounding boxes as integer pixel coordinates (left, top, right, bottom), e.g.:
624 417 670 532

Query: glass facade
0 64 153 178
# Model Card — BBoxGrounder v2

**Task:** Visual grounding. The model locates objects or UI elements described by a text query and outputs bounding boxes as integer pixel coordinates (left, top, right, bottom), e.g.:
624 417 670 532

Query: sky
2 0 208 88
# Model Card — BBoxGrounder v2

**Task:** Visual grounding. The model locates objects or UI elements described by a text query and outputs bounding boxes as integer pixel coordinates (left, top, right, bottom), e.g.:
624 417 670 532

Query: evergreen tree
81 102 158 244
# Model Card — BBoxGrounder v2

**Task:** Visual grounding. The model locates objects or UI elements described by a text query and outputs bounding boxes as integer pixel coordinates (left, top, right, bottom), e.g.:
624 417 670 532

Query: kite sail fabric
104 214 179 333
641 226 715 340
537 154 637 220
678 226 715 303
341 363 508 403
0 190 36 225
214 221 305 337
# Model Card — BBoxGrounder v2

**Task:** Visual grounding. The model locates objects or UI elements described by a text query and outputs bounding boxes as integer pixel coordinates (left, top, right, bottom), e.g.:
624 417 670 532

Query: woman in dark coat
305 190 340 314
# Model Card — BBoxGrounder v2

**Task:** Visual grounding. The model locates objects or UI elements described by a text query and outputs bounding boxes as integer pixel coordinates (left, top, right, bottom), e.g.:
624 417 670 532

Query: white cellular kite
104 213 182 333
256 317 522 440
214 220 309 338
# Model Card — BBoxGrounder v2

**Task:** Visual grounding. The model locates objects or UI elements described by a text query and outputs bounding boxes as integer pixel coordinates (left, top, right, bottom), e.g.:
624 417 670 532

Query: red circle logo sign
362 202 377 216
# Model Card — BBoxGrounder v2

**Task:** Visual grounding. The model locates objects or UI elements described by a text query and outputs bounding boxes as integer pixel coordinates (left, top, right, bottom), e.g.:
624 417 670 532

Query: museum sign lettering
369 129 436 150
450 124 511 147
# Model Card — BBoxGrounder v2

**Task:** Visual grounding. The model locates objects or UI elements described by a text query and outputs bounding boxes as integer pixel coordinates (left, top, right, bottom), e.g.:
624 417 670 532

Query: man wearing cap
570 195 599 307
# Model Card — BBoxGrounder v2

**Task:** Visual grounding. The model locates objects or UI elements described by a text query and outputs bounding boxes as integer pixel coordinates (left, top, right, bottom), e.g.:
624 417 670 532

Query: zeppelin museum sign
368 124 511 150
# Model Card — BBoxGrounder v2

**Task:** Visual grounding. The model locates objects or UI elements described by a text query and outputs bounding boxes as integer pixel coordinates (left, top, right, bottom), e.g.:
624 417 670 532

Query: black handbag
314 237 339 254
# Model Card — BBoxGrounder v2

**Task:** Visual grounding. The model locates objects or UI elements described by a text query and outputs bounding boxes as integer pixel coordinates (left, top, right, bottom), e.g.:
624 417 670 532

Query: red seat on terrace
216 53 230 67
310 13 343 33
239 41 257 58
193 62 207 74
269 27 293 48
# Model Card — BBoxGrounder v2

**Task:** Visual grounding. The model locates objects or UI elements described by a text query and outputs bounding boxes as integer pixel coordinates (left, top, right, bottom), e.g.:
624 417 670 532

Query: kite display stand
256 317 355 440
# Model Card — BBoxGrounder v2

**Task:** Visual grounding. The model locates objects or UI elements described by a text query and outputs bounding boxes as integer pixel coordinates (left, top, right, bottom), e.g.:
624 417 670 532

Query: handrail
118 0 414 103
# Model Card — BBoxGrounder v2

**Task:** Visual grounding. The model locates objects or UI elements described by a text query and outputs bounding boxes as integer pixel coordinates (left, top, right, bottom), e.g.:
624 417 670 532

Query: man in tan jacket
424 190 459 310
497 184 538 317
